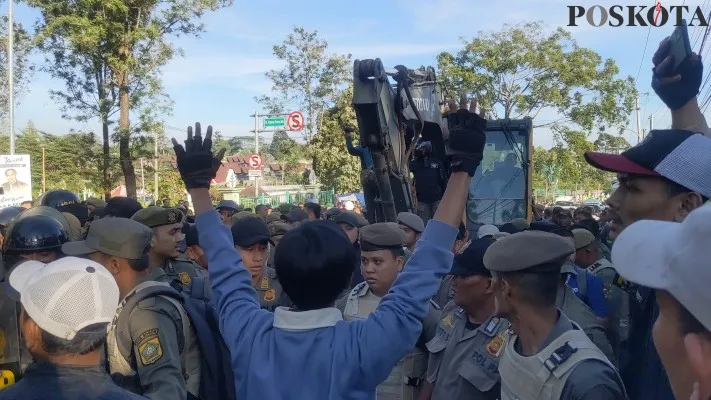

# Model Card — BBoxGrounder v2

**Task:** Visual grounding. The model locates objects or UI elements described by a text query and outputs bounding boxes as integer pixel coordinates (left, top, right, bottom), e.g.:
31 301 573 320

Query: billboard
0 155 32 208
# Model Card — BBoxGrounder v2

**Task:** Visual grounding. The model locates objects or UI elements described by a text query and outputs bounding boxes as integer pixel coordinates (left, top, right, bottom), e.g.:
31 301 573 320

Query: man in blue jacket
171 98 486 399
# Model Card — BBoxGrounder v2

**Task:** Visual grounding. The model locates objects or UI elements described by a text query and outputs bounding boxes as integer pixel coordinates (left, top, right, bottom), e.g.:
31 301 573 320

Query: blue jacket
196 210 456 400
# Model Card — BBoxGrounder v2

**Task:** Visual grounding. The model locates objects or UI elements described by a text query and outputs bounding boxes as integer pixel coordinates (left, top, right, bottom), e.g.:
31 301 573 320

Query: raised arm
173 123 263 346
353 96 487 386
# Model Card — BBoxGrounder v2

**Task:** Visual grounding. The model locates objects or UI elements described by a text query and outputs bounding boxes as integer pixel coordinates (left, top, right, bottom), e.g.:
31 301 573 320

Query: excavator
351 58 533 229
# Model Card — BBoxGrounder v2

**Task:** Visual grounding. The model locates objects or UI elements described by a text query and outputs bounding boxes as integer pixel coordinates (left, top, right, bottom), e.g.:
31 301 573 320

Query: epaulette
266 267 277 279
429 299 441 311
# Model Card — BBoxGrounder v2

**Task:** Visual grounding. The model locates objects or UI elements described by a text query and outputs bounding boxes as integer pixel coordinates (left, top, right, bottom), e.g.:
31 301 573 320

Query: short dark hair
96 252 150 272
255 204 267 213
304 202 322 219
40 323 107 356
274 220 355 310
389 247 406 259
663 177 710 203
500 270 559 308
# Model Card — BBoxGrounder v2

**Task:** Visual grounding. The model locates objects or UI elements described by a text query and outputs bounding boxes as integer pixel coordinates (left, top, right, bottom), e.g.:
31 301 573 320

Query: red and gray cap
584 130 711 198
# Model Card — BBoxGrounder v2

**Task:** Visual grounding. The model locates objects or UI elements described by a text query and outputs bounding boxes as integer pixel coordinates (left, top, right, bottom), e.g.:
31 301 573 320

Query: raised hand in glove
444 94 487 176
652 36 703 110
171 122 227 190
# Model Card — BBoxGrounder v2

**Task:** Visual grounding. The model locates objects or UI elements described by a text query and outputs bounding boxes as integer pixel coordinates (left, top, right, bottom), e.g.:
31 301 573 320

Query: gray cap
62 217 152 259
484 230 575 273
356 214 370 227
360 223 406 252
269 222 291 237
572 228 596 250
131 206 183 228
397 212 425 233
334 211 359 228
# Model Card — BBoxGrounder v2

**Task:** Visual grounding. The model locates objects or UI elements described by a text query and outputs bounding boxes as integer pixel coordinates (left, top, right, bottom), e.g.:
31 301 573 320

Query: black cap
334 211 358 228
449 238 496 277
499 223 521 234
105 197 143 219
231 217 273 247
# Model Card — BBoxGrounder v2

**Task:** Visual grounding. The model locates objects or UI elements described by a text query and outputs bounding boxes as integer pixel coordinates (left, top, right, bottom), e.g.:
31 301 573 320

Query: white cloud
160 54 283 87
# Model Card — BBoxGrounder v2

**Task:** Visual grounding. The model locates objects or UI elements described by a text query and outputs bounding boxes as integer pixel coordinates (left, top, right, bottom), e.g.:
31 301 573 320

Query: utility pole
649 114 653 136
635 95 642 144
7 0 15 155
154 131 159 204
41 145 45 192
253 111 260 199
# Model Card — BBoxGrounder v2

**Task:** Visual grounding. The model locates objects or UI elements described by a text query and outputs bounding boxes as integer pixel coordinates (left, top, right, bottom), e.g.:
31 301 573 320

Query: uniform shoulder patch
266 267 277 279
178 271 191 285
486 330 507 357
264 288 276 302
260 276 270 290
136 329 163 366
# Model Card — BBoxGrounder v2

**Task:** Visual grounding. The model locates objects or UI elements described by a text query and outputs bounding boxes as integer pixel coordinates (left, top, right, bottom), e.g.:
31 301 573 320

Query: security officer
62 217 201 400
0 206 24 246
484 231 626 400
268 222 291 267
131 206 207 285
216 199 239 225
184 224 207 269
397 212 424 252
3 207 70 265
336 222 439 400
231 216 290 311
38 188 89 226
573 228 629 368
424 238 508 400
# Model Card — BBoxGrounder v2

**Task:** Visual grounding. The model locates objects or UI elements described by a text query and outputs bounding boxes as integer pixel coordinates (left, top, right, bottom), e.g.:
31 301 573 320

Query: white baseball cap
8 257 120 340
477 224 500 239
612 202 711 331
344 201 355 211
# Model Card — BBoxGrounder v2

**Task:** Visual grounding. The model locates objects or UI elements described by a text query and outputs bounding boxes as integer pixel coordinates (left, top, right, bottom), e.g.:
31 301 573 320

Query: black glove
446 109 487 176
652 38 703 110
172 122 226 190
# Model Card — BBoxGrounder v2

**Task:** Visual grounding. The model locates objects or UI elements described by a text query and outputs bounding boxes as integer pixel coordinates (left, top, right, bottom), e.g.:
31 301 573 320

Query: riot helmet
0 207 24 228
3 214 69 255
39 189 80 209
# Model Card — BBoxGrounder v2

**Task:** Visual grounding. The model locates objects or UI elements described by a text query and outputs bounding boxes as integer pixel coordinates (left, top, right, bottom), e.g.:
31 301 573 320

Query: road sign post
248 152 263 197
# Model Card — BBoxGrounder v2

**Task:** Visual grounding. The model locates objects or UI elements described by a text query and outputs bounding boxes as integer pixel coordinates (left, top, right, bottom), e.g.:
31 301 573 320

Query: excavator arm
351 59 447 223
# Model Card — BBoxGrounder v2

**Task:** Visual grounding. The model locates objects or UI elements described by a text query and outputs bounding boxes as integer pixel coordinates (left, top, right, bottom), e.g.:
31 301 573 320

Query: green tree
28 0 233 199
269 131 305 184
437 22 637 131
257 27 351 141
594 132 630 153
311 87 361 192
0 12 34 120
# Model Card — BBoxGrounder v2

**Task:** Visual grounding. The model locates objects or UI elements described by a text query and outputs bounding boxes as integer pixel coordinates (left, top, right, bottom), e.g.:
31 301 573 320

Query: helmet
11 206 72 236
39 189 80 209
0 206 24 227
3 214 69 253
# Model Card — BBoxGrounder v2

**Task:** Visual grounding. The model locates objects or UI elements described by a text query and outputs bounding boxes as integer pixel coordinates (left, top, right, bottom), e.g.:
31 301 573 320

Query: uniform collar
273 307 343 331
147 267 167 281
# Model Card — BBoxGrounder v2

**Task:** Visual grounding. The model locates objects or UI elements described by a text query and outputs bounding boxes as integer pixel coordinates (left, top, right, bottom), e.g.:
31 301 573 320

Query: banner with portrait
0 155 32 208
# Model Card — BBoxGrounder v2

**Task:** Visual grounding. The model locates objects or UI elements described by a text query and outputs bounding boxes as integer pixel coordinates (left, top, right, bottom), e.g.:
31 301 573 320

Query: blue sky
10 0 711 149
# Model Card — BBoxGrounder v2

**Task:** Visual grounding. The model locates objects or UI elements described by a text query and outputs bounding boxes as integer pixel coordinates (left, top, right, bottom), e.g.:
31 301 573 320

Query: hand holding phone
651 20 703 110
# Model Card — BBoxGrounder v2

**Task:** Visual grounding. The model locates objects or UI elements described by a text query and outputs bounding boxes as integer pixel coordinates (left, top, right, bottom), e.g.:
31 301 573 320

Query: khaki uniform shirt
252 267 291 311
425 301 509 400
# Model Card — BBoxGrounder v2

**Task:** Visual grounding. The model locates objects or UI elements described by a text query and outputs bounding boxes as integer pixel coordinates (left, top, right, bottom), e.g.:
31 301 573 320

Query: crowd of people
0 36 710 400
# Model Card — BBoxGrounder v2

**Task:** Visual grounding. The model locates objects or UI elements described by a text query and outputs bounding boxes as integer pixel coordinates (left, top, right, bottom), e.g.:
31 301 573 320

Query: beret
131 206 183 228
484 230 575 273
360 223 406 251
397 212 425 233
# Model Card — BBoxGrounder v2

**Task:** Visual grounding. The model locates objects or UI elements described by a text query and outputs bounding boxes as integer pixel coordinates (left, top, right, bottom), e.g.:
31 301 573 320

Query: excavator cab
351 58 533 228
